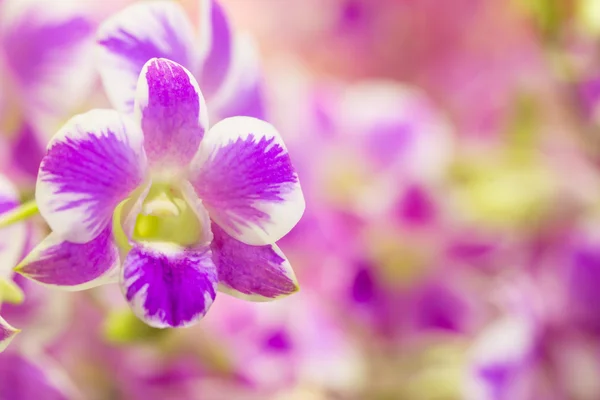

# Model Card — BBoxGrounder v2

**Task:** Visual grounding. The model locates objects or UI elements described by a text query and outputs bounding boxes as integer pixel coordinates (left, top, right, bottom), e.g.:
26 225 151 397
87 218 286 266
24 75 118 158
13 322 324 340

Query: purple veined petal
211 223 298 301
190 117 305 246
0 316 19 352
96 0 197 114
122 242 218 328
0 351 78 399
135 58 208 172
36 109 147 244
15 225 120 291
0 175 27 280
197 0 233 99
0 0 96 144
463 316 536 400
209 34 266 121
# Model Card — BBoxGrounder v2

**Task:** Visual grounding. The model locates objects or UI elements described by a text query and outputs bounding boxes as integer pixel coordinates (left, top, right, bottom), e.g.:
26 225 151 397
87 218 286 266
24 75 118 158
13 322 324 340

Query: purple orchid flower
16 57 304 329
96 0 265 123
0 0 96 177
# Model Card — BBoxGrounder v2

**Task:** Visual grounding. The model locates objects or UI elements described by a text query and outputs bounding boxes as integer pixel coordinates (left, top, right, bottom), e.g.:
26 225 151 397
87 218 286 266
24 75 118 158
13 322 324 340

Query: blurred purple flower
0 350 77 400
0 0 96 177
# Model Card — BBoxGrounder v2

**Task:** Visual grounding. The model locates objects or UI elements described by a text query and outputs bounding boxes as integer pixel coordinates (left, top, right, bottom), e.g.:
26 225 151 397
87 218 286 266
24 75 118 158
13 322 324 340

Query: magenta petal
96 1 197 113
16 226 119 290
0 351 74 399
191 117 305 245
0 316 19 352
210 36 266 121
1 2 95 133
122 243 218 328
198 0 233 99
211 223 298 301
0 176 27 279
135 58 207 170
465 317 535 400
36 109 146 243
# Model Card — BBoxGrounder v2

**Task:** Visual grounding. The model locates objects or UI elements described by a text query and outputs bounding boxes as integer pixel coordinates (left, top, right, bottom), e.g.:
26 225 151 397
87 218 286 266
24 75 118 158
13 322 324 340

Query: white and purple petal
135 58 208 171
96 1 197 113
0 0 96 139
15 225 119 290
0 351 77 399
197 0 233 99
36 109 146 243
464 316 536 400
0 175 27 279
190 117 305 245
0 316 19 352
122 243 218 328
211 223 298 301
209 34 266 121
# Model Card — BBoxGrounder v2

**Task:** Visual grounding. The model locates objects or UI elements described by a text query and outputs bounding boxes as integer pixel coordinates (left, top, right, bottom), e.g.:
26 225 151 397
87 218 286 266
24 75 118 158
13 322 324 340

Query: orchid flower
96 0 264 123
0 0 95 177
16 57 304 328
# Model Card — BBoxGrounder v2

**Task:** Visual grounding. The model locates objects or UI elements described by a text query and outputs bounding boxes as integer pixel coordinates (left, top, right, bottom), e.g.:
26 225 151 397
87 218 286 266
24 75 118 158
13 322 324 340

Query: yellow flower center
132 184 202 247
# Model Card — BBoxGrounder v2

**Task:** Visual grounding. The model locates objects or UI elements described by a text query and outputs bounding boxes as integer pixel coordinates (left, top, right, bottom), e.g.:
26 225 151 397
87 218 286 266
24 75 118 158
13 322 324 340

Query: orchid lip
124 182 205 248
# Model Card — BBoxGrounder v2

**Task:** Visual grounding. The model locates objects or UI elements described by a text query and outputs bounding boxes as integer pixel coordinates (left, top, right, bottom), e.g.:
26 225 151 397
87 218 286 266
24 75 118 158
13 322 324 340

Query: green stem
0 200 39 229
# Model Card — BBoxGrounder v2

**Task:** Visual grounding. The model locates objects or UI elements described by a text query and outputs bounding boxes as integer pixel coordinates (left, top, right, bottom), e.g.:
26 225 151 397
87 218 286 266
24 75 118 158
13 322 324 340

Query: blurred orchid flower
0 174 29 351
0 350 78 400
96 0 264 122
464 315 537 400
201 295 364 395
16 57 304 328
0 0 95 177
0 174 76 394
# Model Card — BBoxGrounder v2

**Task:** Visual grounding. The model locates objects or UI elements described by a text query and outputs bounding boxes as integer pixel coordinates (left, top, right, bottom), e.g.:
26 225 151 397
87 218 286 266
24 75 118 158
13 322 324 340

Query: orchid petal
0 175 27 279
135 58 208 171
191 117 304 245
96 1 197 113
122 243 218 328
464 316 535 400
16 226 119 290
36 109 146 243
210 34 266 121
0 0 95 138
211 223 298 301
197 0 233 99
0 316 19 352
0 351 77 399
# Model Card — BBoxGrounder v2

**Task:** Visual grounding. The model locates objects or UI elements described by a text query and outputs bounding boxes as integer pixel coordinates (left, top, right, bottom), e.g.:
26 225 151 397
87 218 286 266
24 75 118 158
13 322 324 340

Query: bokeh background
4 0 600 399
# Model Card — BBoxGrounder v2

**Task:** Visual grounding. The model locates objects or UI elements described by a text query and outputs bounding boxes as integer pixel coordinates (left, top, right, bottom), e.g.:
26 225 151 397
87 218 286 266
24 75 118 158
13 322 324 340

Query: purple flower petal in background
0 316 19 352
0 351 76 400
464 316 536 400
96 1 197 114
0 0 96 151
0 174 27 279
96 0 265 122
197 0 233 99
